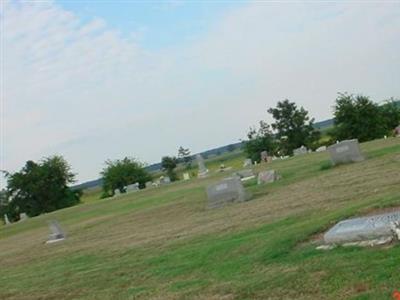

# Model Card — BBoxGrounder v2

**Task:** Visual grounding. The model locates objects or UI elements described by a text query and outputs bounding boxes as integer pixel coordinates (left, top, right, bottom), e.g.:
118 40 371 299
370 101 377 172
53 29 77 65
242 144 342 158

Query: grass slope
1 138 400 300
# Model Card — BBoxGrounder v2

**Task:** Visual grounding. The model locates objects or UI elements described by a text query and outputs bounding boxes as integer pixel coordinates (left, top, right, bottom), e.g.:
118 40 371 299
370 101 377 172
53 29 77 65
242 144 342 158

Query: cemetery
0 137 399 299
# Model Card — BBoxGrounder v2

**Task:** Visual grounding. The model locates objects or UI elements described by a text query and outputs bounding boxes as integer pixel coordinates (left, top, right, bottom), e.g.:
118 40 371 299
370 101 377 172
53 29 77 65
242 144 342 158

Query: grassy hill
1 138 399 299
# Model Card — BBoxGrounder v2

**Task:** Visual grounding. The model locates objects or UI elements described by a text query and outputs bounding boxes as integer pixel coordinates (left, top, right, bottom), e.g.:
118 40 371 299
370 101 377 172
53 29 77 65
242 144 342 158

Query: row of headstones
206 169 280 209
246 139 363 166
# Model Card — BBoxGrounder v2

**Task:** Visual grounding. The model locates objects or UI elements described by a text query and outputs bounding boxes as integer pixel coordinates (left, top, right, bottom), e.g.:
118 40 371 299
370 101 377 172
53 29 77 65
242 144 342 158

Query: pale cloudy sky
1 0 399 186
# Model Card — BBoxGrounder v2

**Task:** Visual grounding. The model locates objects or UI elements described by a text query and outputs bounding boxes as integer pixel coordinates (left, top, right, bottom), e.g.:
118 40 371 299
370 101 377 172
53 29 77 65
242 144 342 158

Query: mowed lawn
1 138 399 300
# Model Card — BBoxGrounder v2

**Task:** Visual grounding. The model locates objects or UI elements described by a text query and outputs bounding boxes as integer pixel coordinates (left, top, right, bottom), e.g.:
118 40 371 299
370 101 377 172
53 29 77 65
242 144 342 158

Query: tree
268 100 320 155
161 156 178 181
177 146 191 168
101 157 151 196
332 93 390 142
2 156 81 221
380 99 400 134
244 121 277 162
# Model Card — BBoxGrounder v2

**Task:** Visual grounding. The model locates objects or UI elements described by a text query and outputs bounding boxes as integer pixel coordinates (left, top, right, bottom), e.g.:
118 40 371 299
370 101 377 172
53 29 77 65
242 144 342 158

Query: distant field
1 138 399 299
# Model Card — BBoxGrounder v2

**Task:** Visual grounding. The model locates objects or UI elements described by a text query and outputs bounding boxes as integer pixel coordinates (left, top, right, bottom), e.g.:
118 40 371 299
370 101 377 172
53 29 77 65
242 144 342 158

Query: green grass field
1 138 399 299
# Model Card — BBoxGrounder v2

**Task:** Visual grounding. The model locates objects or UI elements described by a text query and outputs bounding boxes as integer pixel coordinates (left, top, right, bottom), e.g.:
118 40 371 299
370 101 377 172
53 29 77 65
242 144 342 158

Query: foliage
268 99 320 155
1 156 81 221
178 146 192 169
101 157 151 196
333 93 400 142
244 121 277 162
161 156 178 181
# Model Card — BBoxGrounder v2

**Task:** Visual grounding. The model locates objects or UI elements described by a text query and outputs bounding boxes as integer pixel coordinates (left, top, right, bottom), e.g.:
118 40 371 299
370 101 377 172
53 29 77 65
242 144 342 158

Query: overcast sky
1 0 399 186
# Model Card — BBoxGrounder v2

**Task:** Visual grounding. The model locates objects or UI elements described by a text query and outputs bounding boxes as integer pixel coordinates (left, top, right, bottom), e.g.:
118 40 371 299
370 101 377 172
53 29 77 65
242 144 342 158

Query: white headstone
46 220 66 244
316 146 327 152
126 183 140 193
114 189 121 197
293 146 308 156
183 173 190 180
19 213 28 221
197 154 209 178
324 211 400 244
4 214 10 225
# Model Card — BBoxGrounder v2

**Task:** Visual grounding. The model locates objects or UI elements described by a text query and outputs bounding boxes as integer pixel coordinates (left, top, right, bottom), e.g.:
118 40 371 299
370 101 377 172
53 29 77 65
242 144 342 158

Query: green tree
333 93 389 142
380 99 400 134
177 146 192 168
268 100 320 155
244 121 277 162
161 156 178 181
2 156 81 221
101 157 151 196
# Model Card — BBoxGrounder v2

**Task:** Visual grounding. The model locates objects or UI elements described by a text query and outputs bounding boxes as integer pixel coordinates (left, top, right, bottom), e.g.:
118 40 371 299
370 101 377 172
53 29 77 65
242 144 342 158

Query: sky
1 0 400 187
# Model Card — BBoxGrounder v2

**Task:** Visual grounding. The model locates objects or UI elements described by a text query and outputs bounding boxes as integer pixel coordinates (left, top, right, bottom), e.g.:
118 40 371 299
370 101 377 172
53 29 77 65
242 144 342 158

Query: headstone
233 169 255 181
145 181 154 188
327 139 364 165
46 220 66 244
257 170 280 185
324 211 400 244
243 159 252 167
395 125 400 137
260 151 269 162
4 214 10 225
316 146 327 152
114 189 121 196
206 177 251 209
197 154 209 178
19 213 28 221
160 176 171 185
183 172 190 180
126 182 140 193
293 146 308 156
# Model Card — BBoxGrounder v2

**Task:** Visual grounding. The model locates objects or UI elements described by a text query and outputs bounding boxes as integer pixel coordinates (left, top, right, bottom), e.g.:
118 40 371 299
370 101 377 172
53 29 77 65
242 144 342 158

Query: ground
1 138 399 300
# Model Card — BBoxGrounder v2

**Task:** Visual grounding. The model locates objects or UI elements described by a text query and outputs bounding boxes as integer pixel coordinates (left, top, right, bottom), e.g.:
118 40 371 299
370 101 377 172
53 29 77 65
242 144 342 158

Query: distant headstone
293 146 308 156
197 154 209 178
395 125 400 137
260 151 269 162
19 213 28 221
206 177 251 209
159 176 171 185
183 172 190 180
114 189 121 196
233 169 255 181
316 146 327 152
46 220 66 244
243 159 252 167
324 211 400 244
327 139 364 165
4 214 10 225
126 183 140 193
257 170 280 185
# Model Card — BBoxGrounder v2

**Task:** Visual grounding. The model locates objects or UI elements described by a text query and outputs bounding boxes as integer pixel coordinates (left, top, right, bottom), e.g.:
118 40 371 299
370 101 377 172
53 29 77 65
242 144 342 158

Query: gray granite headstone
206 177 251 209
126 183 140 193
394 125 400 137
316 146 327 152
293 146 308 156
197 154 208 178
260 151 269 162
46 220 66 244
324 211 400 244
257 170 280 185
327 139 364 165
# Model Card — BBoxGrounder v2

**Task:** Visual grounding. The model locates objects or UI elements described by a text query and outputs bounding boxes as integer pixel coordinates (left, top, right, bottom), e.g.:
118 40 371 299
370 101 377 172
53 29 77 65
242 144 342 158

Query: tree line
1 92 399 222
